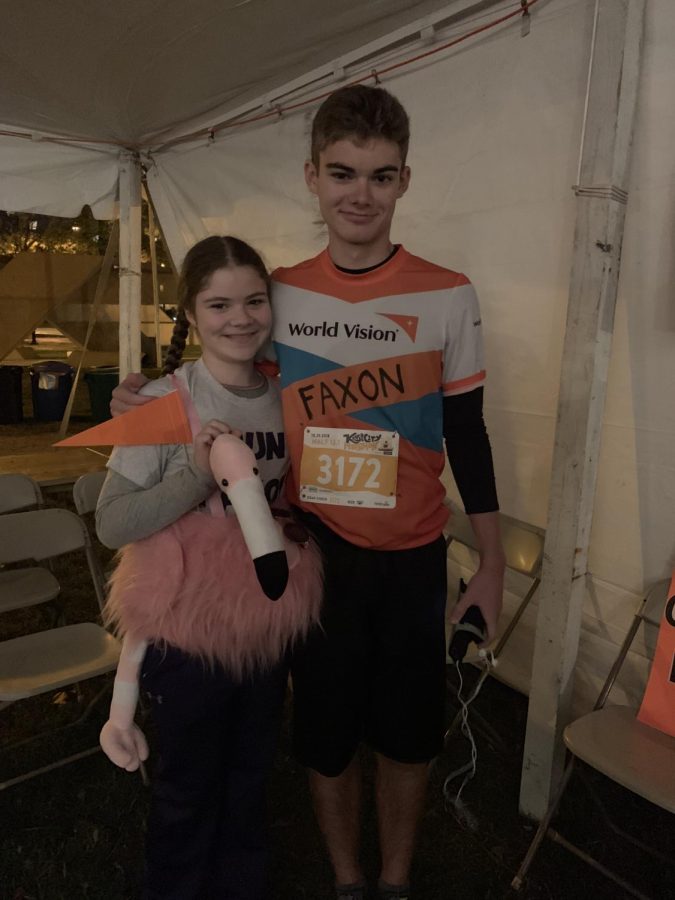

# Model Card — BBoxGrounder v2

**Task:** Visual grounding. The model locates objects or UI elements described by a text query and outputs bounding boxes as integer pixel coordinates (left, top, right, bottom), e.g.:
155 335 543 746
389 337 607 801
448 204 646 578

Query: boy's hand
450 565 504 645
193 420 242 475
110 372 151 416
99 720 149 771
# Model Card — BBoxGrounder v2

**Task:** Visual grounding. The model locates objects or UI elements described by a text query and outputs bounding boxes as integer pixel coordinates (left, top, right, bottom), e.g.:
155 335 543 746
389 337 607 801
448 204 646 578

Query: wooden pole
520 0 645 820
118 152 142 379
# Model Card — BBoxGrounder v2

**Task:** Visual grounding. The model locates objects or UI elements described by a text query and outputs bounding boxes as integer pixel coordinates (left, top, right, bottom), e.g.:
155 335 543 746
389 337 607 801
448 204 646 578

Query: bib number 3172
299 426 399 509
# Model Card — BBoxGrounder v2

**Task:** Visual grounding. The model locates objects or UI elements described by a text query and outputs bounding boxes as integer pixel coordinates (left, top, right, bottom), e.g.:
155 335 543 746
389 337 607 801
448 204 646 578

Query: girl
95 236 322 900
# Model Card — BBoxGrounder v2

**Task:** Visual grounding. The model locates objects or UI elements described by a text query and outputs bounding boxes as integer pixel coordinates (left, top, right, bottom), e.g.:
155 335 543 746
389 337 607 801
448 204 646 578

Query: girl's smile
186 265 272 386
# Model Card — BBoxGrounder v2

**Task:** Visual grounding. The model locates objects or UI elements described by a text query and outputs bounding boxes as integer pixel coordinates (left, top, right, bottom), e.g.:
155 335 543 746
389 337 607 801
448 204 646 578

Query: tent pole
118 151 142 379
519 0 645 821
57 221 119 438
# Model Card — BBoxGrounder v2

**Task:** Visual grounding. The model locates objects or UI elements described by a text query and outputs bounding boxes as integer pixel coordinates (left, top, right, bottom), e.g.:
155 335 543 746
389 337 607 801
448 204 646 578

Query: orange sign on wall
637 571 675 738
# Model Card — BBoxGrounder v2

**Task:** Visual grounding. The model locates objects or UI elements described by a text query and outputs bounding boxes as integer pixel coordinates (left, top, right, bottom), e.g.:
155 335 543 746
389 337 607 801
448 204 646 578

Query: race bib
299 426 399 509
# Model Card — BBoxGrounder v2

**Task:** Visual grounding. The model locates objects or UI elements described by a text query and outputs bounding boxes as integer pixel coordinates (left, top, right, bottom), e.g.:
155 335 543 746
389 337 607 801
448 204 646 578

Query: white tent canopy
1 0 674 816
1 0 467 214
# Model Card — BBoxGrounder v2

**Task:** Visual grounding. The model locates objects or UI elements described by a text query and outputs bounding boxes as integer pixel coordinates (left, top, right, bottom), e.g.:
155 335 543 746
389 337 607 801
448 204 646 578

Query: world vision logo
287 314 418 344
377 313 419 342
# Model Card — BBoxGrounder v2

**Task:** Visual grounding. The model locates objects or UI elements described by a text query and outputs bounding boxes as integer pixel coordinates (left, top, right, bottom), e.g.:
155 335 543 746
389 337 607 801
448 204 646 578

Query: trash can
84 368 119 423
0 366 23 424
30 361 75 422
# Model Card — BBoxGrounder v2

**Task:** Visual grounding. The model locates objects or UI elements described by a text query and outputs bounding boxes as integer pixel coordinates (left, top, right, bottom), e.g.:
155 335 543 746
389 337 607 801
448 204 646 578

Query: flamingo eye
221 478 229 487
253 467 259 475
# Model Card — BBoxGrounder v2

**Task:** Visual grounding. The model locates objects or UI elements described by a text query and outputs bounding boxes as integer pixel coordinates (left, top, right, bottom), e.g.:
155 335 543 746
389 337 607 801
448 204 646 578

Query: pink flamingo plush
100 434 308 772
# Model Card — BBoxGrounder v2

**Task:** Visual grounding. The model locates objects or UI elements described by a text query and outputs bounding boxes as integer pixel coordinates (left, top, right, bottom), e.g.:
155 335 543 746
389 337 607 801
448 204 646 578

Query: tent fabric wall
0 134 119 218
146 0 675 713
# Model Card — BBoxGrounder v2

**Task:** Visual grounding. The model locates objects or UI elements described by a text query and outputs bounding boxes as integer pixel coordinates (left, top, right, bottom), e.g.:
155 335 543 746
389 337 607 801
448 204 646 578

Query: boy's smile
305 138 410 269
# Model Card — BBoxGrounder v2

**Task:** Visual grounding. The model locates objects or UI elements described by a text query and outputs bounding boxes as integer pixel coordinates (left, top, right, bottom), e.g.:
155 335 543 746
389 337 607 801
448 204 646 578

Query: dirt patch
2 655 673 899
0 374 93 455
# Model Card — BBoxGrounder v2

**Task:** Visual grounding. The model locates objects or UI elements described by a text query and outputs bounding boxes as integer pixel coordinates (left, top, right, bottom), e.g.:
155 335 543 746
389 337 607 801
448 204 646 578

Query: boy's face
305 137 410 260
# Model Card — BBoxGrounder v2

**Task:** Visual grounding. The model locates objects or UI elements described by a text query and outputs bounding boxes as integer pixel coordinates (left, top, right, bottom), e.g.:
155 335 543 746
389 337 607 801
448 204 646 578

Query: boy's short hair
311 84 410 167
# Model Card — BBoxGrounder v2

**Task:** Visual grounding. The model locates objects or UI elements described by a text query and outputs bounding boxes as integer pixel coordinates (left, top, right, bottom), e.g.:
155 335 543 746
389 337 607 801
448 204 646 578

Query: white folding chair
0 507 120 790
0 473 44 514
73 469 110 590
73 470 107 516
0 476 60 616
512 579 675 899
444 498 545 664
444 498 544 746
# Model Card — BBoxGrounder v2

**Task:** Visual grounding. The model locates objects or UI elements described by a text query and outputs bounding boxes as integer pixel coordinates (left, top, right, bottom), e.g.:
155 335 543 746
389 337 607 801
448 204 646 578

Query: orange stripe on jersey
273 249 469 304
443 369 486 396
281 350 442 425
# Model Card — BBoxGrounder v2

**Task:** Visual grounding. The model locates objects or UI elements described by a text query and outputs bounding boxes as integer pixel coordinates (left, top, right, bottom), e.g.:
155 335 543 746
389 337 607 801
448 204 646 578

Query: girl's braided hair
162 236 270 375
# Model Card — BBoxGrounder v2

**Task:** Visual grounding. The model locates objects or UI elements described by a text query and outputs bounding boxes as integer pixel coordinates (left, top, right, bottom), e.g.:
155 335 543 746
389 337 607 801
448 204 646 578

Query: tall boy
112 85 504 900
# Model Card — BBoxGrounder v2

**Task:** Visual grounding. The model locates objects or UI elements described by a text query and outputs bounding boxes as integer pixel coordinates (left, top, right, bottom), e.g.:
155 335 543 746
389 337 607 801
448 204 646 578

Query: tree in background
0 203 171 270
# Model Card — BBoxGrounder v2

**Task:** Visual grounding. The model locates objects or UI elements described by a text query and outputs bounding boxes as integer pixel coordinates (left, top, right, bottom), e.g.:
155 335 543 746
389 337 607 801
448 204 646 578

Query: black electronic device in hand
448 579 487 663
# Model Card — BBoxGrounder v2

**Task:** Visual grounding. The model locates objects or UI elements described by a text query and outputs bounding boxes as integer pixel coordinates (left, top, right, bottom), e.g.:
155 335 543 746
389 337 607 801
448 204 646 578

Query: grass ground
1 389 673 900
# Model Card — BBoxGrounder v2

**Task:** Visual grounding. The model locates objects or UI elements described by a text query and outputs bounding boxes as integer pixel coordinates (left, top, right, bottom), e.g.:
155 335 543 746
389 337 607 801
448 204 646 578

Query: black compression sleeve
443 387 499 514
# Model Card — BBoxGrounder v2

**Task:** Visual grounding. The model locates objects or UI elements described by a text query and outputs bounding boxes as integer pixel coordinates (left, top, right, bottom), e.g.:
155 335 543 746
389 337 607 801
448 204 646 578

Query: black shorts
291 512 448 777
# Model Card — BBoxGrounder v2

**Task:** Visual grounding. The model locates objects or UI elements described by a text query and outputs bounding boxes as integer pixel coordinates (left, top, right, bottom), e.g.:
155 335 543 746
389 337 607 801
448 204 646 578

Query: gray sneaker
378 884 410 900
336 883 367 900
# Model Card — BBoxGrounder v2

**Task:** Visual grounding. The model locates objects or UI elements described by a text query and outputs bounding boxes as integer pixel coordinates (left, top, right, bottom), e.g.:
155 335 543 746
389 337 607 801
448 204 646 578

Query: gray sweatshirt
96 359 287 549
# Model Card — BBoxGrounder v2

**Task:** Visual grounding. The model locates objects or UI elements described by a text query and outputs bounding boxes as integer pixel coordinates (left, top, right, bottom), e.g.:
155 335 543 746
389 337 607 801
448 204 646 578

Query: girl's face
186 265 272 381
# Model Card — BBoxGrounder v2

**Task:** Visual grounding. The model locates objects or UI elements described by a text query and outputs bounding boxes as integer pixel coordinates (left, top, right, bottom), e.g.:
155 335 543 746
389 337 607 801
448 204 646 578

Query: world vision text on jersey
287 321 397 342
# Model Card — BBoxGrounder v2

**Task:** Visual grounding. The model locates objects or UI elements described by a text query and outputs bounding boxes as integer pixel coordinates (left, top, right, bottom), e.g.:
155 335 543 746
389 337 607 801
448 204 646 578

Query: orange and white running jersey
272 247 485 550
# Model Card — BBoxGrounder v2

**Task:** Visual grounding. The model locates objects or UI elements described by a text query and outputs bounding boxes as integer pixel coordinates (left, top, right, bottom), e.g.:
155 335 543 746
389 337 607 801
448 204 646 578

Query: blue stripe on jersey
350 391 443 453
273 341 342 388
274 341 443 452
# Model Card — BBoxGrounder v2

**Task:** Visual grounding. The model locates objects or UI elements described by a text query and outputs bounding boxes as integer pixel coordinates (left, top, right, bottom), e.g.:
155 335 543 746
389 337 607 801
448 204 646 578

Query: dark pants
140 644 287 900
291 511 448 776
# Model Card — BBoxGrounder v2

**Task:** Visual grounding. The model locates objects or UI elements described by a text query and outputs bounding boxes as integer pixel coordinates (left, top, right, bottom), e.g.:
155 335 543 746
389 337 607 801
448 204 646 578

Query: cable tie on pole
370 68 381 85
572 184 628 204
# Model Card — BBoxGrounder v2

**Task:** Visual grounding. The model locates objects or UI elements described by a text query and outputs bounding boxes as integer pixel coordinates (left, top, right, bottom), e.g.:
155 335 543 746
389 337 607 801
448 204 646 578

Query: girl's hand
193 420 242 474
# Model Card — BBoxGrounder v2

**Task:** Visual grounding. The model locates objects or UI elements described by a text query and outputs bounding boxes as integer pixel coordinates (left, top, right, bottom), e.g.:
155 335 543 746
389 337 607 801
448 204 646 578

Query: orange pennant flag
637 571 675 737
54 390 192 447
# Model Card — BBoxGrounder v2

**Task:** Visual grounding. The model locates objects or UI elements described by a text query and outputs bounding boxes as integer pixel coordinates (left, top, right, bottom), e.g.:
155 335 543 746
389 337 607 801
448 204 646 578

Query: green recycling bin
84 368 120 423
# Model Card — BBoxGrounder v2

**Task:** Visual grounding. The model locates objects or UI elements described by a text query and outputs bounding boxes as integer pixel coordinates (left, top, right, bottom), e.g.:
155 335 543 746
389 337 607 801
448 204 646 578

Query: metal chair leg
579 768 675 868
511 758 576 891
0 746 101 792
547 829 652 900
